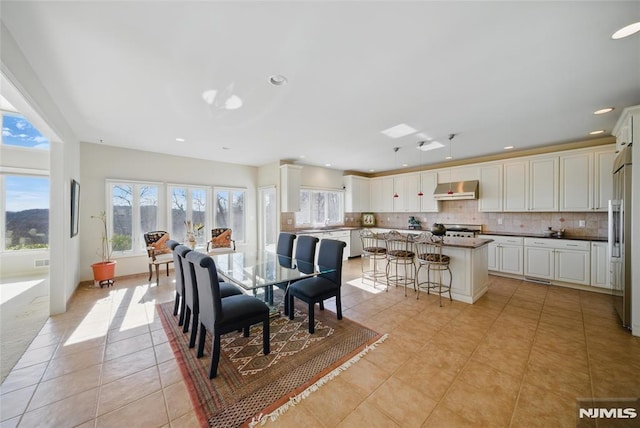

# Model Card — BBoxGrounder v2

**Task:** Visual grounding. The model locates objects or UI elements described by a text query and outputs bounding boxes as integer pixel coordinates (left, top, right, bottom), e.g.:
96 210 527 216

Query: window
1 113 50 150
169 186 209 247
109 182 160 253
2 174 50 251
295 189 344 227
214 189 245 242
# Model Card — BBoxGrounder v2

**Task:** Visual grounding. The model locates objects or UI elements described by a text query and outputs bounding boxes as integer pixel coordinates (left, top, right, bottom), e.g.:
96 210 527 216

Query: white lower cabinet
479 235 523 275
590 242 610 288
524 238 590 286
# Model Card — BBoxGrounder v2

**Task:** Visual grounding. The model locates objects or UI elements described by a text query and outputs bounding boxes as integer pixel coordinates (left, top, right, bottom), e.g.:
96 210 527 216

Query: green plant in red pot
91 211 116 287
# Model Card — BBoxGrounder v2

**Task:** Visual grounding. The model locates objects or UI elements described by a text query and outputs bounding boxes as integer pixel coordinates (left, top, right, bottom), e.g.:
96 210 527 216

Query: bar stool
384 230 416 296
360 229 387 290
414 233 452 306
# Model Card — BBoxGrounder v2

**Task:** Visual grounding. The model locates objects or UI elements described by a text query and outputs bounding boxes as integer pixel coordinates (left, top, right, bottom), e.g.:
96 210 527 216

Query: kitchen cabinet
393 173 420 212
524 238 590 286
419 171 440 212
370 177 394 212
559 147 615 212
478 163 503 212
613 105 638 154
479 235 523 275
437 165 479 183
280 164 302 212
297 229 351 261
590 241 610 288
503 160 528 212
529 156 558 211
349 229 363 258
344 175 370 212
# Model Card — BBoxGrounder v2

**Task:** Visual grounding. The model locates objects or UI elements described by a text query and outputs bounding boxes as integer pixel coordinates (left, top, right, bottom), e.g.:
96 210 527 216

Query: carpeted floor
157 299 385 427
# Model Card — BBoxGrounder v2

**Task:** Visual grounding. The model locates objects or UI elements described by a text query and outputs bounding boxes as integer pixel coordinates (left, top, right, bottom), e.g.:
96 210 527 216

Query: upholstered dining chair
167 239 185 326
276 232 297 258
288 239 346 334
144 231 174 282
206 228 236 252
176 244 243 349
282 235 319 316
186 251 270 379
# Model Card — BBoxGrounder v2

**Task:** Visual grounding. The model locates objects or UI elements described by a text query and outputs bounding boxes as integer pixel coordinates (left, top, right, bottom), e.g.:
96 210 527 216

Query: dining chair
276 232 297 258
144 231 174 282
282 235 319 316
176 244 243 348
287 239 346 333
167 239 185 326
186 251 270 379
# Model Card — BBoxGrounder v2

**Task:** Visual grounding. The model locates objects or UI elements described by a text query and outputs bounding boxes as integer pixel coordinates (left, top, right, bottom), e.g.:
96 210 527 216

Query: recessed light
381 123 417 139
402 163 409 167
325 163 332 167
299 155 306 159
269 75 288 86
445 156 453 160
612 22 640 39
593 107 614 115
589 130 606 135
175 138 185 142
369 169 375 172
222 147 230 150
504 145 514 150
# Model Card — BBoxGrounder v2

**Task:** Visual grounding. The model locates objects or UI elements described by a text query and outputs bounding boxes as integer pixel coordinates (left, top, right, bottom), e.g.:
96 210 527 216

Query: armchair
206 228 236 252
144 231 174 282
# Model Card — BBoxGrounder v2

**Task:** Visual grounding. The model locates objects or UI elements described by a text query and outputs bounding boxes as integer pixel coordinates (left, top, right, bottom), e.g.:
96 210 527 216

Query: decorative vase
91 260 117 288
186 233 197 249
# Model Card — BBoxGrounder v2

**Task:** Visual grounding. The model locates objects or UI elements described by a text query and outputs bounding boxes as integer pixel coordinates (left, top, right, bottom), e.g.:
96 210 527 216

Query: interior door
258 187 277 253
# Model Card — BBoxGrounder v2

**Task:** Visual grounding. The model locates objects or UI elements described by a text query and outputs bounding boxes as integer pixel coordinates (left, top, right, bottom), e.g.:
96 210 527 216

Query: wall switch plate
287 219 292 225
497 218 503 225
578 220 585 228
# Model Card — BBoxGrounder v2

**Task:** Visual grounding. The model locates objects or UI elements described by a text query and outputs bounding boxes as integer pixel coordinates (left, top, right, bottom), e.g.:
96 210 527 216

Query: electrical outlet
497 218 503 225
578 220 585 228
287 219 292 225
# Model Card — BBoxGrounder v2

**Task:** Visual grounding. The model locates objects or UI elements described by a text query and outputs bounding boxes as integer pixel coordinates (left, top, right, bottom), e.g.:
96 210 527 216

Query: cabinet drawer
524 238 559 248
479 235 523 245
524 238 589 251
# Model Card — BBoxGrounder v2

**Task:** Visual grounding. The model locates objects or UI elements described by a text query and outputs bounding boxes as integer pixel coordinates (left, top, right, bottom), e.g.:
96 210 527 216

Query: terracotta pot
91 261 117 283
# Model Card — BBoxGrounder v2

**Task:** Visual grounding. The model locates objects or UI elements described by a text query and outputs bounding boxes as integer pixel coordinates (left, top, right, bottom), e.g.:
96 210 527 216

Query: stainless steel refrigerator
609 145 632 329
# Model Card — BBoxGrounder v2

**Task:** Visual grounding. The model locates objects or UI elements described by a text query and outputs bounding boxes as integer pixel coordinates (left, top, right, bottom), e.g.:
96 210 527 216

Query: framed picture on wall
71 179 80 238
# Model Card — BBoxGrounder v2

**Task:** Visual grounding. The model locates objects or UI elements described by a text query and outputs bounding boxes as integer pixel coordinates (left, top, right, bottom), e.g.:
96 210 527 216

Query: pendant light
393 147 399 198
447 134 455 195
417 142 424 196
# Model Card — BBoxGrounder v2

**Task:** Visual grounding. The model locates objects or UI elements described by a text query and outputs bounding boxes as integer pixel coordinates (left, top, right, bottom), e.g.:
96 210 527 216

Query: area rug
157 299 386 427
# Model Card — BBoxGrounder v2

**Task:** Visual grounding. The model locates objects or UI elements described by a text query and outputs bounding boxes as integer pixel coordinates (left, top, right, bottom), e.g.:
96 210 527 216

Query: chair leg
183 307 191 333
308 303 315 334
288 293 295 320
166 262 170 277
155 265 160 283
336 295 343 320
243 326 250 337
319 301 325 311
262 319 270 355
197 324 206 358
173 293 180 316
178 297 186 326
148 265 153 281
189 313 198 348
209 334 221 379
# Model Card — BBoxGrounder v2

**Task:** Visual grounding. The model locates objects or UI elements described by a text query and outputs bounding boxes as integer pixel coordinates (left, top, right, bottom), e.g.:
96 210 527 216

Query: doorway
258 187 277 253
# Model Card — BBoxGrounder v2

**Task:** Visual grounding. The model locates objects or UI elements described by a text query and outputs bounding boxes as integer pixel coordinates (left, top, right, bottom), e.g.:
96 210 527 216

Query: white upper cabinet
529 156 558 211
419 171 440 212
503 160 528 212
344 175 370 212
369 177 394 212
437 165 479 183
393 173 420 212
478 163 503 212
280 164 302 212
559 146 615 212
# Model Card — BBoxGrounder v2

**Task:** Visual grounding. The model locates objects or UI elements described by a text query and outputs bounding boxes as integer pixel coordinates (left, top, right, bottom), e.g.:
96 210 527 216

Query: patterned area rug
157 298 384 427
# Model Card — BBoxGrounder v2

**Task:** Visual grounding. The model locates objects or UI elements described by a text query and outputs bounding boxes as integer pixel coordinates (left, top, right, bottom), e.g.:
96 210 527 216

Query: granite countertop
481 231 607 242
294 227 362 234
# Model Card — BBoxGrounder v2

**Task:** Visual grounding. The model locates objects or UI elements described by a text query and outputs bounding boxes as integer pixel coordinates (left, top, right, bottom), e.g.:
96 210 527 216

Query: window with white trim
213 188 246 243
168 185 209 247
295 189 344 227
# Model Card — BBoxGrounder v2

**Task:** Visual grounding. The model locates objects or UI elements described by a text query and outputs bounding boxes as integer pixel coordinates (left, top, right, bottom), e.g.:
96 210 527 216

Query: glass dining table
207 250 334 315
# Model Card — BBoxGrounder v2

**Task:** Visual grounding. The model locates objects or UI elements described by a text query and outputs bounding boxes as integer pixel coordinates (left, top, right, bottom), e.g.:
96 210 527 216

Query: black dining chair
186 251 270 379
167 239 185 325
276 232 297 258
288 239 346 333
283 235 319 316
176 245 243 348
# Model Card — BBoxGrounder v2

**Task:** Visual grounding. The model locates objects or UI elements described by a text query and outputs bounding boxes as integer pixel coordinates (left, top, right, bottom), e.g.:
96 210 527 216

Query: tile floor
1 259 639 427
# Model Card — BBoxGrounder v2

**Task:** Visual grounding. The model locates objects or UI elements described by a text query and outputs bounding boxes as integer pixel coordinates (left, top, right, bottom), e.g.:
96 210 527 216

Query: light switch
578 220 585 228
497 218 503 225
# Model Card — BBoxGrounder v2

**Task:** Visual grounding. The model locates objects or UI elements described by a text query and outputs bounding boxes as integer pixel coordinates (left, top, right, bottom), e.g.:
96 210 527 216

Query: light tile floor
1 259 639 427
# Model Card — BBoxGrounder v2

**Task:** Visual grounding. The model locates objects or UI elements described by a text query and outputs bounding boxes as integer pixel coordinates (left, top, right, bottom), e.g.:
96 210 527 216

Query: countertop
480 231 607 242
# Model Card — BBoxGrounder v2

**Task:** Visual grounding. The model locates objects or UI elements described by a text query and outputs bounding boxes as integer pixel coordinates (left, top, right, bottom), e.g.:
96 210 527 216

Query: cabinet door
487 242 498 271
419 171 439 212
393 174 419 212
524 246 554 280
559 152 592 211
591 242 610 288
529 156 558 211
555 249 590 285
357 178 371 212
370 177 394 212
503 161 528 212
500 244 524 275
478 164 503 212
593 148 615 211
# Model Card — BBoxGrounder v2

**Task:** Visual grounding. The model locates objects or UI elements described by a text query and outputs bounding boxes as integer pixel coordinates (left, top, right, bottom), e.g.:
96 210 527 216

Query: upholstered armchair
206 228 236 252
143 231 174 282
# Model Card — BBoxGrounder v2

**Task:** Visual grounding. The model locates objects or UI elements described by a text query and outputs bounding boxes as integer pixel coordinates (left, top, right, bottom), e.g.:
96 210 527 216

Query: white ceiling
2 1 639 173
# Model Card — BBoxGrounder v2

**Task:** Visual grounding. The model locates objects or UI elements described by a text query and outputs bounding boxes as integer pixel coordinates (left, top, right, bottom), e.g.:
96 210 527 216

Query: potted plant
91 211 116 287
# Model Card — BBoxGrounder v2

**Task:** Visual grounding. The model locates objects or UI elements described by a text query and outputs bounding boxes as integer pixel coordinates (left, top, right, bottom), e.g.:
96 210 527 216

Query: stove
443 224 483 238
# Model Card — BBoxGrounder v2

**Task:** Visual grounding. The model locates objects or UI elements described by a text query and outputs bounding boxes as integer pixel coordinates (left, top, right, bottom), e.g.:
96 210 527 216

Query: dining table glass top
207 250 333 291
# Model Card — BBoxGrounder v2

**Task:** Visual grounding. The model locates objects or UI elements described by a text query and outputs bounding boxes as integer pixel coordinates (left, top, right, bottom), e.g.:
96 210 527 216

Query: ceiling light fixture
269 75 288 86
589 130 606 135
381 123 417 139
417 142 424 196
612 22 640 39
325 163 332 167
504 145 514 150
593 107 614 115
393 147 400 198
447 134 456 195
175 138 185 142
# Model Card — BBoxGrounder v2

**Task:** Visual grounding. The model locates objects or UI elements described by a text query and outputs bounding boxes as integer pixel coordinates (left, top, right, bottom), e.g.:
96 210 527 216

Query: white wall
79 143 258 281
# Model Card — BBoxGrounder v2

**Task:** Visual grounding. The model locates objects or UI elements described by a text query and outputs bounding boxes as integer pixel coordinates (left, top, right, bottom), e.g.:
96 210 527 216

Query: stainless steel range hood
433 180 479 200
